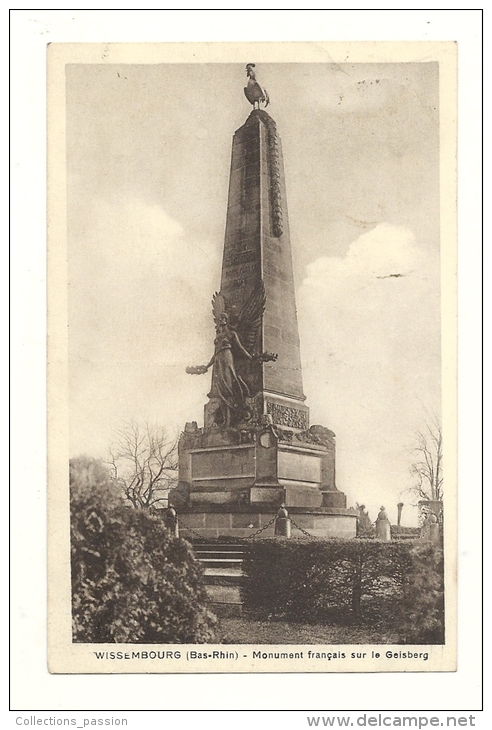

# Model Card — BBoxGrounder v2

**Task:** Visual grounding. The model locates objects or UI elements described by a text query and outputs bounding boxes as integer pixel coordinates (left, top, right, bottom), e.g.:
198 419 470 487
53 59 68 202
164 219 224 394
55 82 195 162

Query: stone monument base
171 419 357 540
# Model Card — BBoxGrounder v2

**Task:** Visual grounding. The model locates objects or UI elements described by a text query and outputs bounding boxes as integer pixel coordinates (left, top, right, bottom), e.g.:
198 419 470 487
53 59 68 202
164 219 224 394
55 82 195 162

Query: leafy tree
70 456 217 643
70 455 123 512
107 421 178 510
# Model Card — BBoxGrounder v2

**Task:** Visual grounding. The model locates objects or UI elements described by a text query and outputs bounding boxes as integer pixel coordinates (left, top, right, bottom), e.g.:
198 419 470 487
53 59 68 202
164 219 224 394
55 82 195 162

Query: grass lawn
217 614 401 644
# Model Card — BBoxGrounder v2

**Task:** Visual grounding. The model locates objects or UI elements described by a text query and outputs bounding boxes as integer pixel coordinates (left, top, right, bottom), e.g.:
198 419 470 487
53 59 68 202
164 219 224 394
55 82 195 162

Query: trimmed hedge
241 538 444 644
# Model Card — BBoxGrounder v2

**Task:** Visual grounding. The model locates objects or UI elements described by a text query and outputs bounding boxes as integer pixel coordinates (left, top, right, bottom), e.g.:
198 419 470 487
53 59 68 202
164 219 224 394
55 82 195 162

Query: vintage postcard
47 41 457 674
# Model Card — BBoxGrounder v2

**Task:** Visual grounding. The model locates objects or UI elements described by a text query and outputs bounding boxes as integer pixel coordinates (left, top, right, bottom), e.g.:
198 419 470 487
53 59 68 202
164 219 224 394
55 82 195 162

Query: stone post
375 505 391 541
164 506 179 538
274 504 291 537
429 515 440 543
397 502 404 526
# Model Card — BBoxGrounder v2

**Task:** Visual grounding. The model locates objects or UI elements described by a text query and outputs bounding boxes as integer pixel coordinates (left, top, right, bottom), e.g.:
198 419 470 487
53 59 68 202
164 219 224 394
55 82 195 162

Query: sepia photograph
47 41 457 674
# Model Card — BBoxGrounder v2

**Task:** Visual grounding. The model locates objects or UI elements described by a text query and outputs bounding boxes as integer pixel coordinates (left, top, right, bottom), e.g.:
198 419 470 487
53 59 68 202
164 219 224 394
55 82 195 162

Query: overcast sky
66 61 441 525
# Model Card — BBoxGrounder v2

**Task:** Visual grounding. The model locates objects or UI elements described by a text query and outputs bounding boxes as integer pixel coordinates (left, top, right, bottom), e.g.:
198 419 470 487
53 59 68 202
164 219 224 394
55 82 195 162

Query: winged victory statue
187 282 277 427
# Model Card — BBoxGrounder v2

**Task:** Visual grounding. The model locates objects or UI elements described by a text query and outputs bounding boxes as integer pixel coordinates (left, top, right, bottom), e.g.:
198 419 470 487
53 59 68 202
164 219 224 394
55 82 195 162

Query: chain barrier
176 513 278 541
288 515 321 540
176 515 208 541
243 515 277 540
176 512 321 541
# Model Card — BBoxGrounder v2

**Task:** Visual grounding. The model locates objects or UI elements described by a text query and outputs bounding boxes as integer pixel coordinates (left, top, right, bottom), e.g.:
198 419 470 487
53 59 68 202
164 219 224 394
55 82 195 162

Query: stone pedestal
171 421 356 539
375 506 391 541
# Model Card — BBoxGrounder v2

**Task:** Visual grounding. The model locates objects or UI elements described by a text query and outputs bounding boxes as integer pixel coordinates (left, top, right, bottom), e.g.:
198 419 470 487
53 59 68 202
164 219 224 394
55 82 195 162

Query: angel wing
211 291 227 325
235 281 266 355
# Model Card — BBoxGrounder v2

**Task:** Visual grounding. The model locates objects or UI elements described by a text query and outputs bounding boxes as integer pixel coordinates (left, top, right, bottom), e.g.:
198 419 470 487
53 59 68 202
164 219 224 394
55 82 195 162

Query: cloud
69 196 219 356
68 195 221 455
297 223 441 522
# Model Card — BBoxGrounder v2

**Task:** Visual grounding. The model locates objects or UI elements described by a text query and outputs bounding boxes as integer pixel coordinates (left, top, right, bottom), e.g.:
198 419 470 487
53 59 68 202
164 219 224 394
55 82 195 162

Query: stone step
197 556 243 563
203 567 244 586
195 552 245 558
194 544 247 611
193 542 248 549
203 567 243 576
194 544 247 573
199 560 243 570
205 584 243 605
194 550 245 556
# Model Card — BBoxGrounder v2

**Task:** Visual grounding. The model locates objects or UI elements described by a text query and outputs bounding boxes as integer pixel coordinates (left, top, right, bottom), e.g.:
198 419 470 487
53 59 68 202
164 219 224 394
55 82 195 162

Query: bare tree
107 420 178 510
407 418 443 503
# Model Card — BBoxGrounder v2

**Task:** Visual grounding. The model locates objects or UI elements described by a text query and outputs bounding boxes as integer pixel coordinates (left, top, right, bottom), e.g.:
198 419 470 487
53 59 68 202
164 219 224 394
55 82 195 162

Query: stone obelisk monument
171 65 356 539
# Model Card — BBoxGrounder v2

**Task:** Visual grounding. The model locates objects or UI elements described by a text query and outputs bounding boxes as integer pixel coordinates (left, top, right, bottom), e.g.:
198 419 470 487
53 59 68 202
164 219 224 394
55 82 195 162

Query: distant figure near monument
172 66 356 539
